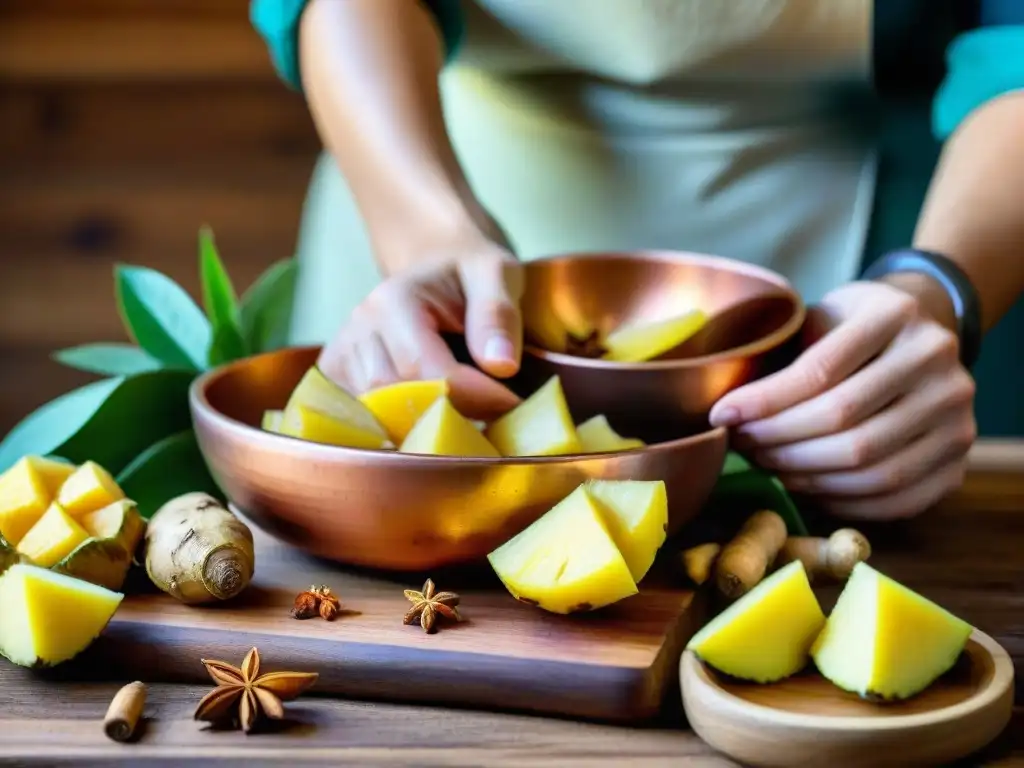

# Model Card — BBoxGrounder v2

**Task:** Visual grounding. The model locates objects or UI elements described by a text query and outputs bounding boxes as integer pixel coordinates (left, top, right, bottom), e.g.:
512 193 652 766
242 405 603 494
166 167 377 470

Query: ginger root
681 543 721 586
777 528 871 582
144 493 255 605
713 510 787 600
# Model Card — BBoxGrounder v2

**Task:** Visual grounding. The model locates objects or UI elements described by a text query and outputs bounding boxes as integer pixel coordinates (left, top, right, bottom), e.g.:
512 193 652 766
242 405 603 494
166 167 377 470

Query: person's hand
709 279 977 520
317 232 525 421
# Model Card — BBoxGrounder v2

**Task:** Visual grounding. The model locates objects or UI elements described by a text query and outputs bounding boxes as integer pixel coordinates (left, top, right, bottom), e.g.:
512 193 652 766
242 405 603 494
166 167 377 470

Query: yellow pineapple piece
56 461 125 519
24 457 76 497
487 485 638 614
577 415 646 453
280 404 394 449
485 376 581 457
602 308 708 363
53 500 147 592
687 560 826 682
585 480 667 583
811 562 974 700
261 410 284 433
16 503 91 569
282 366 391 449
359 379 449 443
399 397 500 457
0 563 124 668
0 457 53 545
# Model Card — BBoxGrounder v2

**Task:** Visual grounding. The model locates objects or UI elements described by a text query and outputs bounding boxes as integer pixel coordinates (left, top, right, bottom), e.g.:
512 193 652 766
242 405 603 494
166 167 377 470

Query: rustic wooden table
2 441 1022 767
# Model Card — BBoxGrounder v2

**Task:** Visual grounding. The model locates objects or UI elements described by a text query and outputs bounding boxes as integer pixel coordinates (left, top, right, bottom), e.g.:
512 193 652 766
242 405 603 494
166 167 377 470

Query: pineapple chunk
485 376 581 457
487 485 638 614
24 456 76 497
261 410 284 433
0 457 53 545
53 500 146 591
585 480 667 582
282 366 390 448
687 560 826 682
577 415 645 453
0 563 124 668
359 379 449 443
280 404 394 449
16 503 90 569
57 461 125 519
399 397 500 457
602 308 708 363
811 562 974 700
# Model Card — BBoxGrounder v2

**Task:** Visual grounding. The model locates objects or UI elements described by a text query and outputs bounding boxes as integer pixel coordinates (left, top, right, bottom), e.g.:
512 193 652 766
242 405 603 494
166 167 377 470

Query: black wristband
860 249 982 370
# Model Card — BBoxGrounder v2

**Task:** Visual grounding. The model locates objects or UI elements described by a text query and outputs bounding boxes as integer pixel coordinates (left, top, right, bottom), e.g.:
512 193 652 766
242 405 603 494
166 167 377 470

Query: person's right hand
317 235 525 421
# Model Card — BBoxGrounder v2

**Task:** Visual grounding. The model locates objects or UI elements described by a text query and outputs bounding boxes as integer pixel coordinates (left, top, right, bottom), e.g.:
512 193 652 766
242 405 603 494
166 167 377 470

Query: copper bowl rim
521 249 806 370
190 347 728 467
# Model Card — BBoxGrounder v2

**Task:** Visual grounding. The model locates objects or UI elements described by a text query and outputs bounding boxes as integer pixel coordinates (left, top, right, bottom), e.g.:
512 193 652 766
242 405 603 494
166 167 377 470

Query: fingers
709 291 913 427
459 255 524 379
733 322 960 447
752 368 975 473
815 459 968 521
778 411 976 497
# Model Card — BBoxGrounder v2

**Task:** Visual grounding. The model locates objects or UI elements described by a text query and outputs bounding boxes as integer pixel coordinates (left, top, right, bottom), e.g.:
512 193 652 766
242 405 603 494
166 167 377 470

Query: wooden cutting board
72 524 706 724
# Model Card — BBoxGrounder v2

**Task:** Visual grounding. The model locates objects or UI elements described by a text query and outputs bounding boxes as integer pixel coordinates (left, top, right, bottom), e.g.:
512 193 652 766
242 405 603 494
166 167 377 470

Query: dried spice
403 578 461 633
103 681 147 743
564 329 607 359
290 584 342 621
194 647 318 733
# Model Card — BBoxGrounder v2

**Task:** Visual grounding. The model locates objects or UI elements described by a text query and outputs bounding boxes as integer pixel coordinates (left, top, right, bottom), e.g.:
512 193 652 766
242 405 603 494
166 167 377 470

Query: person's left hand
708 279 977 520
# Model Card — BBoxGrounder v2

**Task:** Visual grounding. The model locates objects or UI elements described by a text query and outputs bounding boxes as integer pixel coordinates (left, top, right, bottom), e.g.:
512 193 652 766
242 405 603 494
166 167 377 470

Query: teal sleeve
932 26 1024 139
249 0 465 91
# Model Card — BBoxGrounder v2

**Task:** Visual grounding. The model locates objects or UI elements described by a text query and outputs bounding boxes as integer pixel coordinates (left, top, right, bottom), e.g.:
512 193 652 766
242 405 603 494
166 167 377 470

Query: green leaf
239 258 298 354
116 430 223 519
0 369 196 476
710 466 809 536
199 226 248 366
721 451 752 476
52 343 165 377
115 264 212 371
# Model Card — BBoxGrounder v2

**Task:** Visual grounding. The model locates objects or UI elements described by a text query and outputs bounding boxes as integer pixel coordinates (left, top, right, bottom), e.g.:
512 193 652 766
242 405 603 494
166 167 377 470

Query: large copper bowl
513 251 806 438
190 346 728 571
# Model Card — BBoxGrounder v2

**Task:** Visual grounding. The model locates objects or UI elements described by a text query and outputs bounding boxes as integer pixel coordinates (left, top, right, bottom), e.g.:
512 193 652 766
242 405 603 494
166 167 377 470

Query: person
250 0 1024 520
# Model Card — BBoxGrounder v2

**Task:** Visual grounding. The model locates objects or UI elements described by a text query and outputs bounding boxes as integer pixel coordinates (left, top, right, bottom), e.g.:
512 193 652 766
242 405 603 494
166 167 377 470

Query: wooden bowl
190 346 728 571
679 630 1015 768
515 251 805 437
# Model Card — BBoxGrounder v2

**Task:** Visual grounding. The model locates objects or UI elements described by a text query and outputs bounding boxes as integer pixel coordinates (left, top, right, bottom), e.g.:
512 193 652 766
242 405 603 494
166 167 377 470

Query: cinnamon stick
103 681 147 742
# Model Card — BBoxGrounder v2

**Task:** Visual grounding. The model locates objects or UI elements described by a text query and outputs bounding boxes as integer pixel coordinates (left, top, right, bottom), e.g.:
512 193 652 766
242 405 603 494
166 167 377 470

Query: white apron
287 0 876 346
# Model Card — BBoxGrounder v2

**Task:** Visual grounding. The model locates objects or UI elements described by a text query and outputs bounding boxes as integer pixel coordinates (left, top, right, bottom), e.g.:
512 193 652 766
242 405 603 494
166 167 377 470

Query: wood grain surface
1 441 1022 765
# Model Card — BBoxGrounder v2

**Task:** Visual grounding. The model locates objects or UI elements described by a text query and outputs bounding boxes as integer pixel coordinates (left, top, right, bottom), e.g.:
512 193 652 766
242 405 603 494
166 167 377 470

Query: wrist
877 271 958 334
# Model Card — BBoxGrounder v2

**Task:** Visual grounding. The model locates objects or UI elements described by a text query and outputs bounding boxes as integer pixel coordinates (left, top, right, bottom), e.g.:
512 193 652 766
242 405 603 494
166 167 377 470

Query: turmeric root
144 493 255 605
777 528 871 582
713 510 788 600
681 543 721 585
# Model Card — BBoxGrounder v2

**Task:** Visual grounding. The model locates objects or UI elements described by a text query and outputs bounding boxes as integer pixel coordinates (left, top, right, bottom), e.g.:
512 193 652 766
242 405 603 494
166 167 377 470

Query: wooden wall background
0 0 322 435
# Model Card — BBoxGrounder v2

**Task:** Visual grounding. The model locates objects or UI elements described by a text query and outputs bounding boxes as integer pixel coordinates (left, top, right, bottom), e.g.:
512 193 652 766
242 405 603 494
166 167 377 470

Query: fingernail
711 406 741 427
484 336 515 364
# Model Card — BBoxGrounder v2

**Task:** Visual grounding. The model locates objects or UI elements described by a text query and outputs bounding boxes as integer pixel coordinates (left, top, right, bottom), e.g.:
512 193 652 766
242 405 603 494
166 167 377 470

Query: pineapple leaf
239 258 298 354
115 264 211 371
199 226 247 364
52 343 165 377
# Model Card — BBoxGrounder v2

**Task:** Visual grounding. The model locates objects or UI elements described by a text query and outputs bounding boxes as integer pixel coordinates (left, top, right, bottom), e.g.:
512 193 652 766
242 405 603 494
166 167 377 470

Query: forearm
912 91 1024 332
298 0 496 274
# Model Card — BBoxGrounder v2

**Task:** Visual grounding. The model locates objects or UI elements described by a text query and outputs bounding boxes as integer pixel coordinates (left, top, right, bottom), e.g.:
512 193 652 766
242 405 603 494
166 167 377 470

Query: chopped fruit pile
688 557 974 701
486 479 668 614
0 563 124 668
261 368 648 458
0 456 145 591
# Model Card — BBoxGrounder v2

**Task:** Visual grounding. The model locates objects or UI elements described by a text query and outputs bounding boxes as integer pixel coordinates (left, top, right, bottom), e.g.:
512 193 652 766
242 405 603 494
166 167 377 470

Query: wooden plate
680 630 1014 768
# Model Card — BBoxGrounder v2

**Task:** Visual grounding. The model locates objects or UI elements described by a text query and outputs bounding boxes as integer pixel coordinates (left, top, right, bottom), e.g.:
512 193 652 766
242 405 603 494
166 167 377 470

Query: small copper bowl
190 346 727 571
512 251 806 438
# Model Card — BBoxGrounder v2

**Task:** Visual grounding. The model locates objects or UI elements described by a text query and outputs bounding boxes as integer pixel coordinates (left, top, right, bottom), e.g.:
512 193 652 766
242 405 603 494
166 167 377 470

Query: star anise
403 578 461 633
194 647 318 733
564 329 608 359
